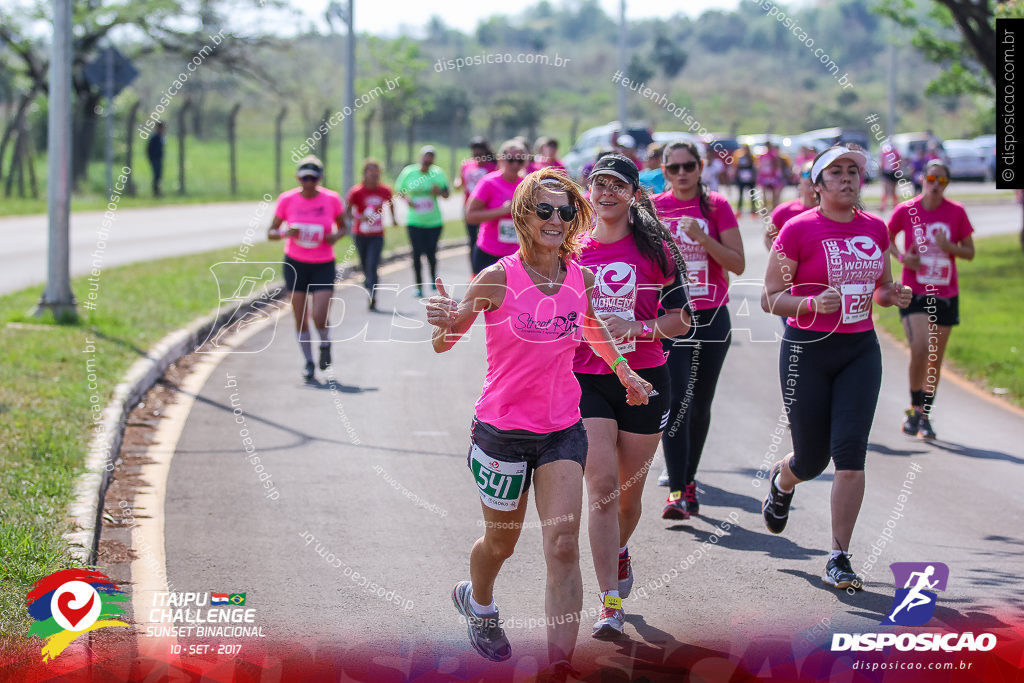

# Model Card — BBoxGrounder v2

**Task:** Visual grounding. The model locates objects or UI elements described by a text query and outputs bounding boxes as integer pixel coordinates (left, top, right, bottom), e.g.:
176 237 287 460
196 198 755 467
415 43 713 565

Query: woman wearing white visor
761 146 911 590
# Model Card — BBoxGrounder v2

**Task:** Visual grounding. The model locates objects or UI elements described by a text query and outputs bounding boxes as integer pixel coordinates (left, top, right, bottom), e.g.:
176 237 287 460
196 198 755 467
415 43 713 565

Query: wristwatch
638 320 653 338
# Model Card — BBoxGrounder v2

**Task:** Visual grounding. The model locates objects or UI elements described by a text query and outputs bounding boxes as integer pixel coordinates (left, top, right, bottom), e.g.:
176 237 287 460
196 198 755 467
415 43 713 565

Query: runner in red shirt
345 159 395 310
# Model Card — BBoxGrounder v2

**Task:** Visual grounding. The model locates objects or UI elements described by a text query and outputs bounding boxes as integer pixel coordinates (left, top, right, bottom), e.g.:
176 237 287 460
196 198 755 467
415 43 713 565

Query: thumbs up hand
426 278 459 329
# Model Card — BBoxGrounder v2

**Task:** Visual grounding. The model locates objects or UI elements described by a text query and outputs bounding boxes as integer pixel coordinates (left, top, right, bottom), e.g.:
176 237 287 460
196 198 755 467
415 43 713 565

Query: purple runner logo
883 562 949 626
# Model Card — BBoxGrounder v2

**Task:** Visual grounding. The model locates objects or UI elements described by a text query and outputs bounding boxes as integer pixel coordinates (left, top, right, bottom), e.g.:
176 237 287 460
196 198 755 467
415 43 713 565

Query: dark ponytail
629 186 689 290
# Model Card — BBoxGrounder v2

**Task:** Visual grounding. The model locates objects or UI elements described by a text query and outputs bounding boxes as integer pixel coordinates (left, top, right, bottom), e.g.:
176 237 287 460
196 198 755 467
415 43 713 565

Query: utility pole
36 0 76 320
344 2 356 195
617 0 627 129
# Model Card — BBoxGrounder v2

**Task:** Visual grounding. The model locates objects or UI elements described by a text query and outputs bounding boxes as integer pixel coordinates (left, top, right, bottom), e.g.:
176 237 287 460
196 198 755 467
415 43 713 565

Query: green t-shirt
395 164 448 227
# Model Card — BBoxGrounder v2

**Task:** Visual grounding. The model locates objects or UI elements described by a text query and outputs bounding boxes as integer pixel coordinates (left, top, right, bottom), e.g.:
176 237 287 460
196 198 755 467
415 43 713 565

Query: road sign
83 46 138 98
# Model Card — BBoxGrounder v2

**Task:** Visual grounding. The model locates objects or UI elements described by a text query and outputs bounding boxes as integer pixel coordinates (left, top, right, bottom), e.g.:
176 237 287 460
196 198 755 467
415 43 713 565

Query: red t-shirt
346 184 393 235
651 190 739 311
572 232 676 374
773 208 890 334
888 197 973 298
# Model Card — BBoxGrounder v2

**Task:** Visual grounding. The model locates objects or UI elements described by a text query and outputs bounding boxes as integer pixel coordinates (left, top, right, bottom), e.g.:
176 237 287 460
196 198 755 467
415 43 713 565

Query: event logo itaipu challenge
26 569 130 661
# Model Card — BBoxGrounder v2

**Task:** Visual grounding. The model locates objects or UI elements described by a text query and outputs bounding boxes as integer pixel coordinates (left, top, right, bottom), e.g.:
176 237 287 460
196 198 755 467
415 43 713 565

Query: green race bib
469 443 526 511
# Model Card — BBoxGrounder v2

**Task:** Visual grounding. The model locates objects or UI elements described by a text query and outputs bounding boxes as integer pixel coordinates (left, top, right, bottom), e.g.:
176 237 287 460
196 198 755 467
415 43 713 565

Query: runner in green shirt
396 145 450 296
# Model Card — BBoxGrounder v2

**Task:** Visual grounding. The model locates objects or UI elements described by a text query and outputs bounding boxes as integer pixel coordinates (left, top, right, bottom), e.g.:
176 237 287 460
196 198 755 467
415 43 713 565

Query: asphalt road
148 214 1024 676
0 193 465 295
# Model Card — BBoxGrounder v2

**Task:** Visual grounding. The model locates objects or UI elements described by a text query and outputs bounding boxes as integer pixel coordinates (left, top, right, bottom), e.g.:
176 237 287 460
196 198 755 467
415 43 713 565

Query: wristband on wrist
639 320 652 338
898 253 904 263
805 296 815 314
611 356 627 373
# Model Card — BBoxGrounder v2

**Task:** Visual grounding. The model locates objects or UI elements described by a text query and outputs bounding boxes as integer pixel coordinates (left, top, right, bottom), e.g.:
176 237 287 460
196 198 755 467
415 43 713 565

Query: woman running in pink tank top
426 168 652 676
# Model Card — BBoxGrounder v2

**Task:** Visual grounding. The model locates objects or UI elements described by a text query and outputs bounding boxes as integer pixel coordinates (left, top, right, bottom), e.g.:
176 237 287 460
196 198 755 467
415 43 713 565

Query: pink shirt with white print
652 190 739 311
275 187 344 263
470 171 523 258
887 196 973 298
773 208 890 334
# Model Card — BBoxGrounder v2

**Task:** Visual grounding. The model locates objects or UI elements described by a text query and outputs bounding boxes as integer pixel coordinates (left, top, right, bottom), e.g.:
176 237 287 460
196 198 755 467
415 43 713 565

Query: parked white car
943 139 991 181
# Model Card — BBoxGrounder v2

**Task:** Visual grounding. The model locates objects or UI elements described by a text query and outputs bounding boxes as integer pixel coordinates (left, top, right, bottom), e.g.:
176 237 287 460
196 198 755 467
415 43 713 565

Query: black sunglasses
535 203 578 221
664 161 699 174
299 175 319 182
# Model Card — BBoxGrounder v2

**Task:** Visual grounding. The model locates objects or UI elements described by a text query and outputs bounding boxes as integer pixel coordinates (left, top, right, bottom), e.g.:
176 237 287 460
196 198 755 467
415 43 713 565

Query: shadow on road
928 439 1024 466
672 510 824 562
866 441 929 458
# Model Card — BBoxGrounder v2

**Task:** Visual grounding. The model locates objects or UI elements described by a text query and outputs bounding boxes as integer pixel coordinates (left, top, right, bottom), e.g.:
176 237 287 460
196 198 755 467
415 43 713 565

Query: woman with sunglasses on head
456 137 497 271
466 140 529 275
653 140 745 519
427 168 652 675
887 160 975 440
766 161 816 250
267 155 347 381
575 155 691 639
761 146 912 590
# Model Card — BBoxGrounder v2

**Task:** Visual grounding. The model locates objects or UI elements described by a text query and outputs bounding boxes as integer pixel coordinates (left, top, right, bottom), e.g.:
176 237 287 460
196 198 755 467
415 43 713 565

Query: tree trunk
228 103 241 195
0 90 36 183
362 109 374 161
275 106 287 194
405 117 416 165
23 117 38 198
319 108 330 188
124 101 140 196
177 99 191 195
72 90 101 190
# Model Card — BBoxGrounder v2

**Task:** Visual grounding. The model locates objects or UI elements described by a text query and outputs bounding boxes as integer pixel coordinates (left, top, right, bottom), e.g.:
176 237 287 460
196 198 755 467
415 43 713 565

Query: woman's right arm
761 244 839 318
427 268 506 353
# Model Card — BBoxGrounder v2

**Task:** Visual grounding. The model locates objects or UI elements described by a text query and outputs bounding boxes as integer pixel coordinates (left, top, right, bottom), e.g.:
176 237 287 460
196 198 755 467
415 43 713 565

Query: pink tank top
474 254 588 433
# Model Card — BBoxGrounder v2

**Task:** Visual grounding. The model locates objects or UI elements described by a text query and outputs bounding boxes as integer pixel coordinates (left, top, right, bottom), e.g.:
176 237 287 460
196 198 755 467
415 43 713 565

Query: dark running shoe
824 553 863 590
918 416 936 440
683 482 700 515
318 343 332 370
451 581 511 662
662 492 689 520
762 460 794 534
902 408 922 436
618 548 633 598
303 361 315 381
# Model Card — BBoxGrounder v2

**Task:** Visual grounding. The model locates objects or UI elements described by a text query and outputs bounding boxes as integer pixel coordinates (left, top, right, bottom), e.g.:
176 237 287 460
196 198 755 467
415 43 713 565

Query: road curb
66 237 468 566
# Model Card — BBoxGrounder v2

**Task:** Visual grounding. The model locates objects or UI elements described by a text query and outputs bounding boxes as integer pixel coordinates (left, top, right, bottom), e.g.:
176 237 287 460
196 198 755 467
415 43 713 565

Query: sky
283 0 745 37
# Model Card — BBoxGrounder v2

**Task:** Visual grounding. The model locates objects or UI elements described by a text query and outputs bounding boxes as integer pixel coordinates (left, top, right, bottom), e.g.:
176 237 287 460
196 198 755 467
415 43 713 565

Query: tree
651 32 687 80
875 0 995 96
0 0 275 188
363 37 429 171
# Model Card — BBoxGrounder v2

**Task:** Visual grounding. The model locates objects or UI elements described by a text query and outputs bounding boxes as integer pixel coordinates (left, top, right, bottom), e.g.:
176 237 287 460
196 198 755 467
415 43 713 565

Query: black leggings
661 305 732 491
736 183 756 212
466 223 479 271
781 326 882 480
407 225 442 287
354 234 383 294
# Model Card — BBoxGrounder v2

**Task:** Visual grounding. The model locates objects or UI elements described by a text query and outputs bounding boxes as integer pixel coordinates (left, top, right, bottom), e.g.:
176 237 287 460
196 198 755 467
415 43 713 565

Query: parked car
973 134 996 181
892 132 948 165
943 139 991 181
563 122 654 180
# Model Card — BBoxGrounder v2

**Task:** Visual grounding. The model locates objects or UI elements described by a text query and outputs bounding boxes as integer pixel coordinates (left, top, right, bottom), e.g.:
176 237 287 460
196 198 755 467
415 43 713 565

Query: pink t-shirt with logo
275 187 344 263
460 159 496 206
474 254 588 433
572 232 675 374
773 208 890 334
888 197 973 298
772 198 816 232
470 171 523 258
652 190 739 311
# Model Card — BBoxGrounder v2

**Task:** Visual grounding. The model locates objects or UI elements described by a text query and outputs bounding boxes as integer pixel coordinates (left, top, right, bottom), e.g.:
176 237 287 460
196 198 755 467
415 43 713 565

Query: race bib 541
469 444 526 511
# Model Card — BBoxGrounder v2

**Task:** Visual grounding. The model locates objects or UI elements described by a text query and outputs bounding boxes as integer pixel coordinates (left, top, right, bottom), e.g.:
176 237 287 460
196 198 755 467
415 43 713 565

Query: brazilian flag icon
228 593 246 606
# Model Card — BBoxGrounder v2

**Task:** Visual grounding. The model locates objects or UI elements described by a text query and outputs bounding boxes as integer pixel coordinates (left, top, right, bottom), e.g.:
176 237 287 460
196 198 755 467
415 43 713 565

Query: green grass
0 220 463 647
876 233 1024 407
